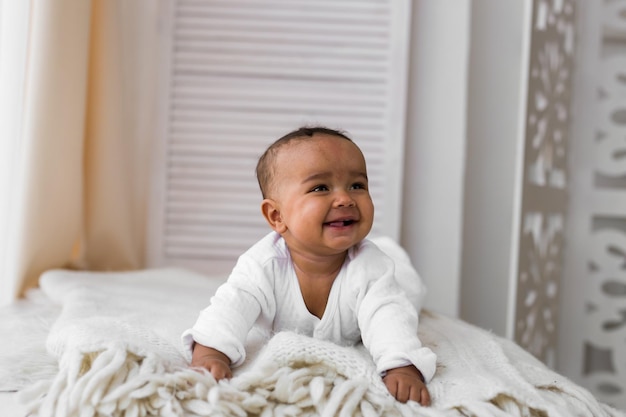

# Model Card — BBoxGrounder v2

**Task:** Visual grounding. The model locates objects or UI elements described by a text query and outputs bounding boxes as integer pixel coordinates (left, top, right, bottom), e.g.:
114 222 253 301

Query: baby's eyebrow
353 171 368 180
301 172 330 184
347 170 369 181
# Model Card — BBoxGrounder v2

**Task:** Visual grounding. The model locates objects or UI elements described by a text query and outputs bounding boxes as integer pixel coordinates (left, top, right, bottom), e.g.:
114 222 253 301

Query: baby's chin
321 232 365 251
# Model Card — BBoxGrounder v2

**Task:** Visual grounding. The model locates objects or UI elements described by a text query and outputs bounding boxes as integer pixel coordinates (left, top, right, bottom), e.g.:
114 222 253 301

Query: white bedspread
2 268 623 417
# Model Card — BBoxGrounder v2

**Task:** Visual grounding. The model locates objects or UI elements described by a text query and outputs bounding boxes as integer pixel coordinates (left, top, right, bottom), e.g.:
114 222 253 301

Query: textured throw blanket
9 268 624 417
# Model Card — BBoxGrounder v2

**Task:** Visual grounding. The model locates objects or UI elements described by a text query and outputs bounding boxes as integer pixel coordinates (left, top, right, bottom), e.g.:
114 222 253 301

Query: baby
183 126 436 405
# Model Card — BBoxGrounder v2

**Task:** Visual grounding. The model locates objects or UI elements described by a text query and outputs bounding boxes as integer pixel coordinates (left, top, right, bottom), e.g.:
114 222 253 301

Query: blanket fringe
17 341 623 417
18 347 417 417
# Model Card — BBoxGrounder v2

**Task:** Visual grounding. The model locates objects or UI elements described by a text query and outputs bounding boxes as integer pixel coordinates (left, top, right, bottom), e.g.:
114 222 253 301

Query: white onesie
182 231 437 382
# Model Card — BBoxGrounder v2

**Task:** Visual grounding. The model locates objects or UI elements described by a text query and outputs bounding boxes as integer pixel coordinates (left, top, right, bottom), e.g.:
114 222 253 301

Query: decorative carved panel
560 0 626 409
582 0 626 407
514 0 575 367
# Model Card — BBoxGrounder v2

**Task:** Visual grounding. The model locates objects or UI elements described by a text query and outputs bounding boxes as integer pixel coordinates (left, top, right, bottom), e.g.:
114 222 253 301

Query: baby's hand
383 365 431 406
191 344 232 381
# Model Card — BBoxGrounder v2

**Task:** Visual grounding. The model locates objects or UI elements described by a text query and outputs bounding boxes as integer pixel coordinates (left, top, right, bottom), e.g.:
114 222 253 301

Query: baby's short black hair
256 126 353 199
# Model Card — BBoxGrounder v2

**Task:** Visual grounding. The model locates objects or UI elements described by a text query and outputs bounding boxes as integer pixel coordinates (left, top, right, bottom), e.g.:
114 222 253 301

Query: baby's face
270 134 374 257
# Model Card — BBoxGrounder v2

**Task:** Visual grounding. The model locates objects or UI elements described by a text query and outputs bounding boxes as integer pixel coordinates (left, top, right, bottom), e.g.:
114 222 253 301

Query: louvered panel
170 110 388 129
171 97 385 118
177 1 389 21
174 91 387 105
148 0 410 276
169 135 388 159
175 76 388 96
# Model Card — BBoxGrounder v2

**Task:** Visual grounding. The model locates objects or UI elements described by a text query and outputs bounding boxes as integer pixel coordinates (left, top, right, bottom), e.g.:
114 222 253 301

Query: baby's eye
310 185 329 192
350 182 367 190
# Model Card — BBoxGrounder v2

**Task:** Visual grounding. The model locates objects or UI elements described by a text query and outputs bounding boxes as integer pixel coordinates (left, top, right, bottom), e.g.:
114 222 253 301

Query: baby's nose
335 192 356 207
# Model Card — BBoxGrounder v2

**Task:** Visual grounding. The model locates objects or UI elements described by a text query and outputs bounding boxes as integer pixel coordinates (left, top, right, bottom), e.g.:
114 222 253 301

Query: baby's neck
289 249 347 280
290 251 347 319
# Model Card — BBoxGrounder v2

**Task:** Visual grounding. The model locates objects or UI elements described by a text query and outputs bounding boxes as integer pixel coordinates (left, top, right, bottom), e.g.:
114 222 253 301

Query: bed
0 240 623 417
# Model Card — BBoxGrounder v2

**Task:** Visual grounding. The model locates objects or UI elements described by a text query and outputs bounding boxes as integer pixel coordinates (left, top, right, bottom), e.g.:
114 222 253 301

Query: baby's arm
185 256 273 375
191 343 232 380
353 242 437 405
383 365 430 406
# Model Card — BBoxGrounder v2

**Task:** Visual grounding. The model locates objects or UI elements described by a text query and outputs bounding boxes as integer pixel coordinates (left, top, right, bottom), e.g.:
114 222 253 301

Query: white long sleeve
350 240 437 382
182 232 436 381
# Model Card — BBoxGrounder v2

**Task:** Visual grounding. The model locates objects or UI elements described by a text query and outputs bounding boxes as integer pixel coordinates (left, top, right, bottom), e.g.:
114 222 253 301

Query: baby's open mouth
325 220 355 227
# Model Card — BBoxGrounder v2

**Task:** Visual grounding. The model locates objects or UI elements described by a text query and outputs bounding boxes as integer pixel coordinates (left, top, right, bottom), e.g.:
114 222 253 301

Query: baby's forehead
280 133 356 154
274 135 366 173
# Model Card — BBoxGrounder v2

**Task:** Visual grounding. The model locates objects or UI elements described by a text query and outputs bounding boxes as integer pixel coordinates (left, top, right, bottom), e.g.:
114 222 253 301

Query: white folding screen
147 0 411 276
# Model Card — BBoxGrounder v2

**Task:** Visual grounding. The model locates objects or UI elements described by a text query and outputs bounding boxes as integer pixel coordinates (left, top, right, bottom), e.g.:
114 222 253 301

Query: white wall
401 1 471 318
401 1 534 334
459 1 531 337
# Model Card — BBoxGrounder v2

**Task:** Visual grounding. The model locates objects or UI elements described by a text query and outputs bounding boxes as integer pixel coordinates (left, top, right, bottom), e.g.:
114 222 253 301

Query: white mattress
1 267 623 417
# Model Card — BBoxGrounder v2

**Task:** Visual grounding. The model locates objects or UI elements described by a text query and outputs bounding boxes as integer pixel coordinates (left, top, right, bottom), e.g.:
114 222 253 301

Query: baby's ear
260 199 287 233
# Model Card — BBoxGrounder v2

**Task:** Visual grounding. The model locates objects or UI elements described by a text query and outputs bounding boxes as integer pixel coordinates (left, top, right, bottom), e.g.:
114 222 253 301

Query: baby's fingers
411 385 431 406
208 362 232 380
385 377 418 404
384 375 431 406
384 378 400 402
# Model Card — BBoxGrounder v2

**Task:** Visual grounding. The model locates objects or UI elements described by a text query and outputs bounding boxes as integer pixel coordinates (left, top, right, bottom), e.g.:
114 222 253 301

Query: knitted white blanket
15 268 624 417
